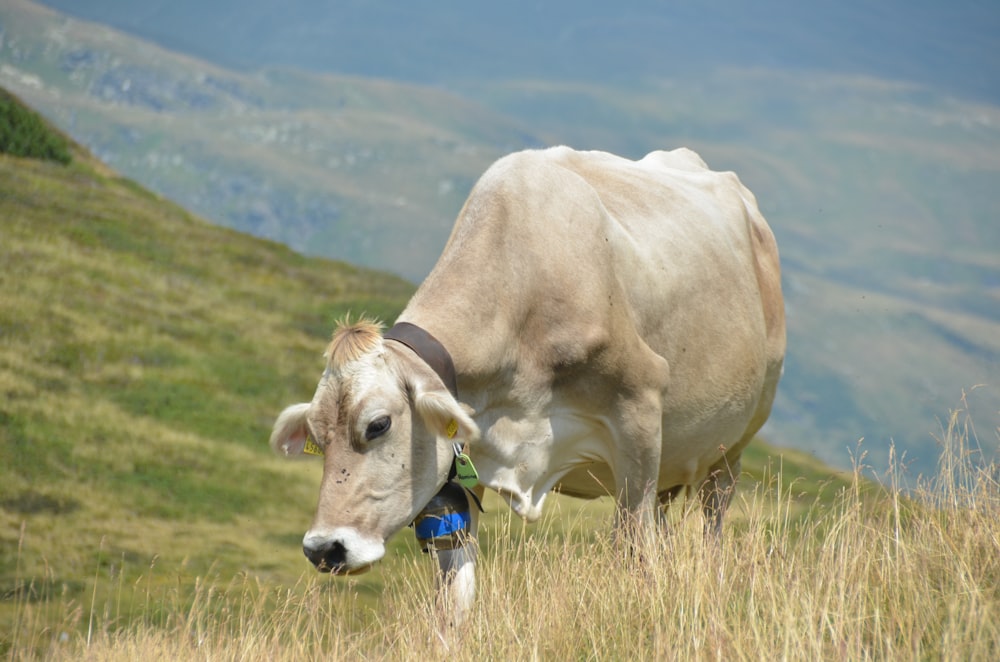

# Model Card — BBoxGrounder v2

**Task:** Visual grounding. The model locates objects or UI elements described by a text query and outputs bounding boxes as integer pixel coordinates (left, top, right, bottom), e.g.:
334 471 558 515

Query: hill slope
0 90 414 626
0 91 846 643
0 0 540 279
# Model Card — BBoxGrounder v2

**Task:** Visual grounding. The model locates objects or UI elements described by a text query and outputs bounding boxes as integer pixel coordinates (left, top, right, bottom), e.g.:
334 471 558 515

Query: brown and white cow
269 146 785 620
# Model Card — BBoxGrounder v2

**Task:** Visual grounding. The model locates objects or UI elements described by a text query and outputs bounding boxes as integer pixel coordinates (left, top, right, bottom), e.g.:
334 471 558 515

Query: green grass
7 412 997 661
0 88 71 164
0 99 416 644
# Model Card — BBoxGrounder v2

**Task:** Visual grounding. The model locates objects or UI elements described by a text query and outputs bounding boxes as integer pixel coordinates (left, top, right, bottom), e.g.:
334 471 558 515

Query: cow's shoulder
481 146 714 191
540 146 739 197
466 147 571 202
493 145 714 176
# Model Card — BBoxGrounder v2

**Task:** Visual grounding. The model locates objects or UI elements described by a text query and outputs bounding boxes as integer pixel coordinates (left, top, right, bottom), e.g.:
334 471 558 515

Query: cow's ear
414 390 479 443
269 403 317 458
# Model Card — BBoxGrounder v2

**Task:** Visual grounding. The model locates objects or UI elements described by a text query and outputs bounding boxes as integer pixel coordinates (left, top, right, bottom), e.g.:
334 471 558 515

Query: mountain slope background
1 0 998 474
33 0 1000 105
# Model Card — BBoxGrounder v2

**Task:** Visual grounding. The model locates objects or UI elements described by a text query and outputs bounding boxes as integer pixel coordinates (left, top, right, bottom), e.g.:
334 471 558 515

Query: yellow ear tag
446 419 459 439
302 434 324 456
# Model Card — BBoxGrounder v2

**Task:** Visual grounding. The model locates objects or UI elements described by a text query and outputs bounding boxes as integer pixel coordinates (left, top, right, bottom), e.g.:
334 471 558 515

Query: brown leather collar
383 322 458 398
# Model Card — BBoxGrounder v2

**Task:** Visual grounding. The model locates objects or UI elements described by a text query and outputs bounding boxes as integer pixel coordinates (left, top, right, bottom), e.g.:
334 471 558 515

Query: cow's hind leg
698 453 741 539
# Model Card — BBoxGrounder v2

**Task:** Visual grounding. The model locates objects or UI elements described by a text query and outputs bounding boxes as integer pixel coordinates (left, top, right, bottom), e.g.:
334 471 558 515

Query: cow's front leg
414 481 482 626
433 538 476 625
611 390 664 549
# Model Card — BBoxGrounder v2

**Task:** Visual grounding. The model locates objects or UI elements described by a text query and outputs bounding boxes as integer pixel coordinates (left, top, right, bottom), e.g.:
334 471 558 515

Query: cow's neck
396 279 529 445
396 295 516 390
397 297 572 522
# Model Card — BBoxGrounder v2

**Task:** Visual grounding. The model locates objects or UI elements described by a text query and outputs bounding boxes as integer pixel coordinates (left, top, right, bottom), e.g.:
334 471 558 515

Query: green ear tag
302 434 324 457
453 449 479 489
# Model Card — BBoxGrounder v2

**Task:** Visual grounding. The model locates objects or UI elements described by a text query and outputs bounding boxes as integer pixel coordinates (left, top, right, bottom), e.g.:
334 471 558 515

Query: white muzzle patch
302 528 386 574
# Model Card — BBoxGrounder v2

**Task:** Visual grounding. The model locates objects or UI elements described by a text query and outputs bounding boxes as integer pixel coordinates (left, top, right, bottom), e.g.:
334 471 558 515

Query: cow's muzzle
303 538 348 573
302 529 383 574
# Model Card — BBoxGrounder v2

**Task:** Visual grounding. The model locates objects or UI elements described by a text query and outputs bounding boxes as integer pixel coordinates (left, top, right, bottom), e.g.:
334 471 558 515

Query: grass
6 409 997 661
0 88 71 164
0 94 414 645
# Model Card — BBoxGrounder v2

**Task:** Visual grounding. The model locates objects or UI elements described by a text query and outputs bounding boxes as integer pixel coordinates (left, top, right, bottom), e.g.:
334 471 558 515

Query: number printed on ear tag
303 434 324 456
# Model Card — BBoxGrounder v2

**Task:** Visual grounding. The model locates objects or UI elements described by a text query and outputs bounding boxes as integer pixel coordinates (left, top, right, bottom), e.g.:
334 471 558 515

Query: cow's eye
365 415 392 441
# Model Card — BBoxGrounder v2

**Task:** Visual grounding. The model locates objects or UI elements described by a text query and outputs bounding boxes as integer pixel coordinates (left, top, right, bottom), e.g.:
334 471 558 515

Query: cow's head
269 318 478 574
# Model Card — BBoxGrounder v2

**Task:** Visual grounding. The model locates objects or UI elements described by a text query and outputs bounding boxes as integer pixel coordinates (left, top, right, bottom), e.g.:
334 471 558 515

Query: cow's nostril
303 539 347 573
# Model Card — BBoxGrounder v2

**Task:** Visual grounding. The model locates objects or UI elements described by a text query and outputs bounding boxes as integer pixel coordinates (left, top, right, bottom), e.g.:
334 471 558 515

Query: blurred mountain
34 0 1000 104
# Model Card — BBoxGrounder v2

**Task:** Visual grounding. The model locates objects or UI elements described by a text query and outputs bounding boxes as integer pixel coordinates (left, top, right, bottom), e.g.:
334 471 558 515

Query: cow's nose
303 538 347 573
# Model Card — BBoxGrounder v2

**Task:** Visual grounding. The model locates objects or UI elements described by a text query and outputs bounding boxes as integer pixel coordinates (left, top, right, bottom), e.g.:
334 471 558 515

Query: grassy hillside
12 418 1000 659
0 90 413 639
0 0 537 279
0 90 854 656
0 87 71 163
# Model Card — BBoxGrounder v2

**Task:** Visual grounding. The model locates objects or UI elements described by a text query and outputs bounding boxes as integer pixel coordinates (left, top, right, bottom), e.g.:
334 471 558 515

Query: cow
269 146 785 622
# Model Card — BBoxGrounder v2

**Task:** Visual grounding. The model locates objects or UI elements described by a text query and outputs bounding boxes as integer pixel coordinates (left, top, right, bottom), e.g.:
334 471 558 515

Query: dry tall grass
9 409 998 661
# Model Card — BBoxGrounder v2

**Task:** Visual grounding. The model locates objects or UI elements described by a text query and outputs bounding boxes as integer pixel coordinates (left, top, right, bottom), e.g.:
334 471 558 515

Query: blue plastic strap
414 511 470 540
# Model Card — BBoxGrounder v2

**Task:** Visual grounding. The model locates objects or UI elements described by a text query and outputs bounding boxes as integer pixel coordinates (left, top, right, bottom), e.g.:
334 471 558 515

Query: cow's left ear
414 389 479 443
269 402 317 458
